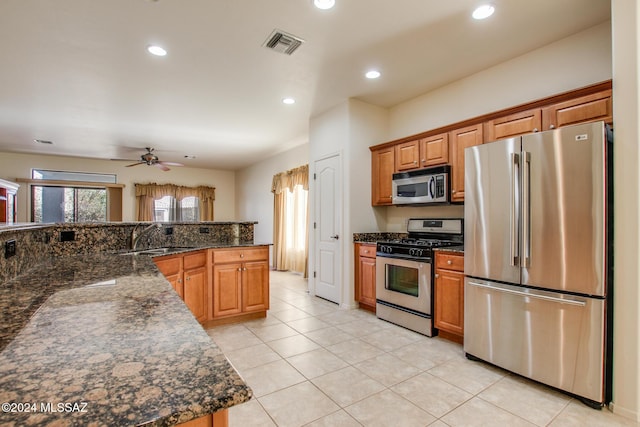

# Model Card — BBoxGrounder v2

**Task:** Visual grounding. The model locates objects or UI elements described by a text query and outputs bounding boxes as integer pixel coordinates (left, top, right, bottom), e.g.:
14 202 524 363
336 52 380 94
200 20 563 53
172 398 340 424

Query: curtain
271 165 309 277
135 183 216 221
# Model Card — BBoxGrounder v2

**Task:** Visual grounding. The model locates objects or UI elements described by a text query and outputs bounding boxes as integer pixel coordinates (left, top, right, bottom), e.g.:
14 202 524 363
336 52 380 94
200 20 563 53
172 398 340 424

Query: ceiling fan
125 148 184 171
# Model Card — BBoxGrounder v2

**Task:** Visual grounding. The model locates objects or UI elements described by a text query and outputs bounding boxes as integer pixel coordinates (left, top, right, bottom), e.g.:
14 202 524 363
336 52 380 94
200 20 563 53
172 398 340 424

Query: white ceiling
0 0 610 170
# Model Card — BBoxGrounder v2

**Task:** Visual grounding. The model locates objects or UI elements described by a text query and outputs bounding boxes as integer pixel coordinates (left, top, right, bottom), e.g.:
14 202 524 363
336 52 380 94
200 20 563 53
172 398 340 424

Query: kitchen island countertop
0 252 252 426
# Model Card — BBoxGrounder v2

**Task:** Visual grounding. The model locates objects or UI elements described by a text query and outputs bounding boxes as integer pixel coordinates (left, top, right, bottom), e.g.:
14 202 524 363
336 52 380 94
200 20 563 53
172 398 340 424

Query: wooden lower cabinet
155 251 208 323
212 263 243 317
354 243 376 312
434 251 464 343
177 409 228 427
154 246 270 325
210 246 270 322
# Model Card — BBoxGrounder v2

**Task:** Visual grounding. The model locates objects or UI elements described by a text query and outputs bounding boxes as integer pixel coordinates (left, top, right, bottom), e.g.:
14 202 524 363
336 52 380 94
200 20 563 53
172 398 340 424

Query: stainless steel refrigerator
463 121 613 407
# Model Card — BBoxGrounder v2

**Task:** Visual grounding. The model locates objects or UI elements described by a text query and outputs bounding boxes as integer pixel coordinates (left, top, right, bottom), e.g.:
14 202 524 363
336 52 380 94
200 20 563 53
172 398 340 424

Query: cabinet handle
452 190 456 194
533 128 538 132
435 274 439 278
186 276 191 281
447 260 453 265
178 279 182 283
240 253 244 258
238 268 242 272
550 125 555 129
413 160 418 164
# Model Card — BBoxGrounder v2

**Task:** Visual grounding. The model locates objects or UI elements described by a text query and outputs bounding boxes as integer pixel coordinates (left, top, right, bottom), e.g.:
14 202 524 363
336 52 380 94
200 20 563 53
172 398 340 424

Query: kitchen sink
121 247 196 256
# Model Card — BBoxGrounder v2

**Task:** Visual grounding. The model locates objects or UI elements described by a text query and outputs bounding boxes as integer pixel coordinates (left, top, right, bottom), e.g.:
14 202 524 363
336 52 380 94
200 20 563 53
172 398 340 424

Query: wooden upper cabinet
449 123 483 203
395 140 420 171
371 146 395 206
542 89 612 130
484 109 542 143
420 133 449 167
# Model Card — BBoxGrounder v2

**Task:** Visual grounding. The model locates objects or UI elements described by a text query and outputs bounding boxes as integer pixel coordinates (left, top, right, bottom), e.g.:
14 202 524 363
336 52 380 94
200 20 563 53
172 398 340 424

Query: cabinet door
371 147 395 206
434 269 464 336
358 256 376 308
420 133 449 167
242 261 270 313
542 89 612 130
155 255 184 298
165 273 184 299
450 123 483 202
395 140 420 171
484 109 541 142
212 263 242 317
184 266 207 322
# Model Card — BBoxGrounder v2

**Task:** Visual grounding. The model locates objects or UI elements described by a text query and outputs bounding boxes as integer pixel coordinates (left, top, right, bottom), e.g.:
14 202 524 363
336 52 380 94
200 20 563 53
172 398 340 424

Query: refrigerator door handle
467 281 587 307
510 153 520 266
522 151 531 268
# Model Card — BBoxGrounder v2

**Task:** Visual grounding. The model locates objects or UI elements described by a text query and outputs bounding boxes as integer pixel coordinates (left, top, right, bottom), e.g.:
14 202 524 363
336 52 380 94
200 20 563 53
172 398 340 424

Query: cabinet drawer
358 244 376 258
184 250 207 270
212 247 269 263
154 255 182 276
435 253 464 271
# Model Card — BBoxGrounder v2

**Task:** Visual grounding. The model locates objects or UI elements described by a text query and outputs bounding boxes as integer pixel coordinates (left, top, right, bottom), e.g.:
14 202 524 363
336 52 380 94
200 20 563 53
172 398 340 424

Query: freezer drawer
464 278 606 403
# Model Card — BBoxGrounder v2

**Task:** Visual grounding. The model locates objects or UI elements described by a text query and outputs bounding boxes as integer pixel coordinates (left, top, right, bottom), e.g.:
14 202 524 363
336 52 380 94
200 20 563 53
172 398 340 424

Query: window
20 169 124 223
32 186 107 222
153 195 200 222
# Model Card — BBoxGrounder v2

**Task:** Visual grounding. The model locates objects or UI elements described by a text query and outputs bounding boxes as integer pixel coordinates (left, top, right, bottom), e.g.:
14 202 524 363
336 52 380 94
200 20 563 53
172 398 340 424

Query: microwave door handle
429 177 435 199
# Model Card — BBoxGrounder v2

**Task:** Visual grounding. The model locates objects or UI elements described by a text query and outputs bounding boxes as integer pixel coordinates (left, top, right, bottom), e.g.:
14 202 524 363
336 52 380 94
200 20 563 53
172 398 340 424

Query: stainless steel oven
375 218 463 337
376 256 432 335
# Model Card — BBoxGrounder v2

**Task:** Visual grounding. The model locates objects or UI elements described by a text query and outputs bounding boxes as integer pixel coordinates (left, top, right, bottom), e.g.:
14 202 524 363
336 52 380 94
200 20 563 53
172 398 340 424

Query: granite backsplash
0 222 256 284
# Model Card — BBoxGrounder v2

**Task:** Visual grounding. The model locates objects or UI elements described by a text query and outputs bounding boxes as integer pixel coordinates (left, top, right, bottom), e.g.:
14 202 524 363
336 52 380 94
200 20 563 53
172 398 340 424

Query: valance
135 183 216 201
271 164 309 195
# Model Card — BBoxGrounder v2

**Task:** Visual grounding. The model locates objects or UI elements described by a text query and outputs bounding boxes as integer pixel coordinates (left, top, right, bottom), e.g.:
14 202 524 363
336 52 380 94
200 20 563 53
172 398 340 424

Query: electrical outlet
5 239 16 258
164 227 174 236
199 227 210 234
60 231 75 242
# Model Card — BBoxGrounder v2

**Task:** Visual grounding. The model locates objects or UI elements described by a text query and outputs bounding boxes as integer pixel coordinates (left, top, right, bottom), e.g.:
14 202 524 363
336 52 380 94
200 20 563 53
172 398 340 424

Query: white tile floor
206 271 637 427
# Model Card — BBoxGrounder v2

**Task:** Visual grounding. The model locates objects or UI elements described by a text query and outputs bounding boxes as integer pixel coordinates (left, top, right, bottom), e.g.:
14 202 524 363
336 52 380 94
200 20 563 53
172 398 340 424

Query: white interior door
314 154 342 304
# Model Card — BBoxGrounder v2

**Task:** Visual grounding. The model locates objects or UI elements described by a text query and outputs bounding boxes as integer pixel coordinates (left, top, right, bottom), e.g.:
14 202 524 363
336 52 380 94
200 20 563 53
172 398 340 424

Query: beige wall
611 0 640 421
0 152 236 222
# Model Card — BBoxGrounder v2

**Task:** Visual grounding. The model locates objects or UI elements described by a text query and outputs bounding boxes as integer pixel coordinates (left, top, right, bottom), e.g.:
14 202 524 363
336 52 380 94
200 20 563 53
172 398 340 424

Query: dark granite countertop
433 245 465 254
0 252 252 426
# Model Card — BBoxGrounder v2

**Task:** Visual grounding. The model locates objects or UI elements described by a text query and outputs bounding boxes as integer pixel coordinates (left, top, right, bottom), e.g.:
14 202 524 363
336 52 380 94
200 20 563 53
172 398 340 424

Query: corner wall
611 0 640 420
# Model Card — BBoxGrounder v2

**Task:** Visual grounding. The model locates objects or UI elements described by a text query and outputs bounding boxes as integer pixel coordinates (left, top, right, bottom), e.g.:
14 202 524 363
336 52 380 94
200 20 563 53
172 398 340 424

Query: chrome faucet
131 223 162 250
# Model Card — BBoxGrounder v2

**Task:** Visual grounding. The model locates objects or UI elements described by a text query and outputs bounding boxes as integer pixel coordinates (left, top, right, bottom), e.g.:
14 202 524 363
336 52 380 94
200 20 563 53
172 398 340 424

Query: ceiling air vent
263 29 304 55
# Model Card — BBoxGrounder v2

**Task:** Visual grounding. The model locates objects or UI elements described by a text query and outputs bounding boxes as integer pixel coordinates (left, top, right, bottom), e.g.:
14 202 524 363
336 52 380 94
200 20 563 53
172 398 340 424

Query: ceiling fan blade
158 161 184 167
155 163 171 171
125 162 145 167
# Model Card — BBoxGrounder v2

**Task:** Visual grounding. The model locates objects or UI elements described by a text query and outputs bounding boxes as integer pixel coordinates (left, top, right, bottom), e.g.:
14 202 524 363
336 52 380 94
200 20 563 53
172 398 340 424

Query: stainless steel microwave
392 165 450 205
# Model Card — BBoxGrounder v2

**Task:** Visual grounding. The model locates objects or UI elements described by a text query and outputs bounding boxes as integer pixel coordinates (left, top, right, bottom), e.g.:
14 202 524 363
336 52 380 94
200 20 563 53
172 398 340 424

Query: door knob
330 235 339 240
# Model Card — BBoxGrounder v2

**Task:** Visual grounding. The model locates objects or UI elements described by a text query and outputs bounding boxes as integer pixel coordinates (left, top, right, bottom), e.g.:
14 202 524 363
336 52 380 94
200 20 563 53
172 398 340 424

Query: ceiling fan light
314 0 335 10
472 4 495 20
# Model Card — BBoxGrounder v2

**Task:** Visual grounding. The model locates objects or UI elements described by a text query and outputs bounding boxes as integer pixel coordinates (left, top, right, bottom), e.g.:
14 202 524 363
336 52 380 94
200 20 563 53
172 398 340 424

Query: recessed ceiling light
282 97 296 105
365 70 381 79
314 0 335 10
147 45 167 56
472 4 495 20
34 139 53 144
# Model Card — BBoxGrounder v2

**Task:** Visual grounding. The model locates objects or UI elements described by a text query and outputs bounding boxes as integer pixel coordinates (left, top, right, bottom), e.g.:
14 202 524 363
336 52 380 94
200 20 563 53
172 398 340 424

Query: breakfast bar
0 252 252 426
